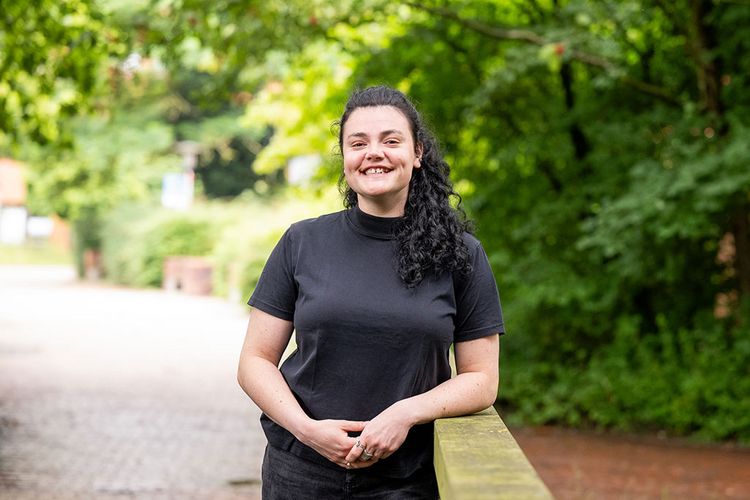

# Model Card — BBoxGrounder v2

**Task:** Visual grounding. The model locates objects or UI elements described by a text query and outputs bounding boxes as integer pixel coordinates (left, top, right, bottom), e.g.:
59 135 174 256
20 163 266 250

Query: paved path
0 266 264 499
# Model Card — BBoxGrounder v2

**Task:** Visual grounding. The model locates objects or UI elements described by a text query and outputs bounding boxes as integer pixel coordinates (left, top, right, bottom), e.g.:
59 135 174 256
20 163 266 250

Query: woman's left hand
345 401 414 463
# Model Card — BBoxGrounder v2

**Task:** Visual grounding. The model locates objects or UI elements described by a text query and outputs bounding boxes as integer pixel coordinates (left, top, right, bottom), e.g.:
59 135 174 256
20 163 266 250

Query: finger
338 420 368 432
357 445 377 463
341 459 374 469
348 458 379 469
344 440 365 462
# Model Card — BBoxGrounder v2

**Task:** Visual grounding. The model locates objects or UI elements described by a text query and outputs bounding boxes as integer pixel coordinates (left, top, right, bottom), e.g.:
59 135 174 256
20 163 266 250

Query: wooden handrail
434 406 554 499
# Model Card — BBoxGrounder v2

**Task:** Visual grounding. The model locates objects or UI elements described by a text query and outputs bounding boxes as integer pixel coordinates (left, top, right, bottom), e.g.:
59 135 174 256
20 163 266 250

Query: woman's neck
357 196 406 218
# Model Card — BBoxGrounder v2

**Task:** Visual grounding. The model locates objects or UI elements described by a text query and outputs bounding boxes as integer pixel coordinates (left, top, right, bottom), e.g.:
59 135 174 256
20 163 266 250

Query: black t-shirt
248 206 504 478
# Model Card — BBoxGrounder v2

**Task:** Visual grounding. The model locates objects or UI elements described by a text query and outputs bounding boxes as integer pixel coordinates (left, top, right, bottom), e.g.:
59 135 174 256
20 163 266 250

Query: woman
238 86 504 499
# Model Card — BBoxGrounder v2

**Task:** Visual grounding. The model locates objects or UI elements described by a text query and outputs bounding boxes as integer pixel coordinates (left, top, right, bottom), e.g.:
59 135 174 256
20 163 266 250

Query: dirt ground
513 425 750 499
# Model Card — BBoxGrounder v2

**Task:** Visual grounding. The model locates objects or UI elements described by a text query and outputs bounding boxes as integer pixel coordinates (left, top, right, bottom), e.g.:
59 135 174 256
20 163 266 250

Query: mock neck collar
346 205 402 240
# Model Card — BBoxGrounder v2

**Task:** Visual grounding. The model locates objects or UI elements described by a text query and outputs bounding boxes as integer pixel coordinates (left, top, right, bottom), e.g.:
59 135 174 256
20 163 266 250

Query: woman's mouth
364 167 391 175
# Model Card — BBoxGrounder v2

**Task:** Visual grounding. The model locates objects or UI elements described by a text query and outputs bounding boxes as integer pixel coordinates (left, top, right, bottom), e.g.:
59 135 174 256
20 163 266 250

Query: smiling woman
341 106 422 217
237 86 505 499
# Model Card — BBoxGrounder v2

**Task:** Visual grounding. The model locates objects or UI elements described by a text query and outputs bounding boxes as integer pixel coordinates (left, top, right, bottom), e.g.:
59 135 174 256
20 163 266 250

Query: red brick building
0 158 28 244
0 158 26 205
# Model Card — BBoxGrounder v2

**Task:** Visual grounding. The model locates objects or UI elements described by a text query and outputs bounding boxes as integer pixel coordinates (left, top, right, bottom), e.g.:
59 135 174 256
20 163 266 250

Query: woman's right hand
297 419 378 469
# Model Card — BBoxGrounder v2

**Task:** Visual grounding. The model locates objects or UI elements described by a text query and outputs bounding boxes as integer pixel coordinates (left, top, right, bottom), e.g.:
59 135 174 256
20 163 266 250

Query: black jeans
261 445 439 500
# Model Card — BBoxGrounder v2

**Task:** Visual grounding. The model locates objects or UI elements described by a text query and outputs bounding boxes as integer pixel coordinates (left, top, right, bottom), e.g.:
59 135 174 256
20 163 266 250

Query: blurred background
1 0 749 498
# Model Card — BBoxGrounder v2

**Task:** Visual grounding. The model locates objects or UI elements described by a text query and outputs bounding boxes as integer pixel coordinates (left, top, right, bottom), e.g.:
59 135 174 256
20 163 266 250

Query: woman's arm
345 334 500 462
238 308 371 468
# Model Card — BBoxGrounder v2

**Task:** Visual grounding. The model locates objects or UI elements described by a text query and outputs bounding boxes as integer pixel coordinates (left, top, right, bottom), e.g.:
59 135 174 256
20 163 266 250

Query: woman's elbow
236 367 246 391
237 355 254 393
479 387 497 409
480 372 499 408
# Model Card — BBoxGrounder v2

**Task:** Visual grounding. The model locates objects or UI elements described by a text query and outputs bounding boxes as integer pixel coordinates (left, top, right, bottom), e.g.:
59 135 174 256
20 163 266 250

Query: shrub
101 187 341 297
101 204 216 287
499 314 750 443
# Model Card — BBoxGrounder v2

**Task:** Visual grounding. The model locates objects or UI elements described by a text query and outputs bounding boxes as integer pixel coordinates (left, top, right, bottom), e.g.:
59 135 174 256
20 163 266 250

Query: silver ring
361 450 373 461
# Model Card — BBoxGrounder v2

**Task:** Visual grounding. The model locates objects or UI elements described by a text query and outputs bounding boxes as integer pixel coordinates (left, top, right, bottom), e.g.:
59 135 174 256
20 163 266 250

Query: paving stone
0 266 264 500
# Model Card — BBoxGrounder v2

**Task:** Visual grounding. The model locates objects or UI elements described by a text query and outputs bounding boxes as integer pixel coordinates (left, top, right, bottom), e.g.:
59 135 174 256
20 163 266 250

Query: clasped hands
298 402 413 470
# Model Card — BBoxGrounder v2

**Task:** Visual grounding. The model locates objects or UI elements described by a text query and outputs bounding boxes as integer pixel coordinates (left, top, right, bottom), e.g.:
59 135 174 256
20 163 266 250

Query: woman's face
342 105 421 217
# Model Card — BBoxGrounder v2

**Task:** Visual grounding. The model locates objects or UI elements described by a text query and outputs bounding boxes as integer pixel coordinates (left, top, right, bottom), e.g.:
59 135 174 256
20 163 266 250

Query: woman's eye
351 142 365 148
385 139 400 145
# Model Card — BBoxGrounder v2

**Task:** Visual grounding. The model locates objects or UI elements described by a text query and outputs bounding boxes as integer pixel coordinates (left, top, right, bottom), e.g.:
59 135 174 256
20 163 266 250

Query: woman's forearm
397 370 498 427
237 355 312 439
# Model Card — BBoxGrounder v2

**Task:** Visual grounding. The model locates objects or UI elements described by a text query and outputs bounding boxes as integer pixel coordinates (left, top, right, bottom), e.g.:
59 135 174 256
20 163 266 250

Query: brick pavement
0 266 265 499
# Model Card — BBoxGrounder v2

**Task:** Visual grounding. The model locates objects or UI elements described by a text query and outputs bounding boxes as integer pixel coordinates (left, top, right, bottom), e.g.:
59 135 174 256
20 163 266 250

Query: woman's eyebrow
380 129 405 138
346 132 368 140
346 130 406 140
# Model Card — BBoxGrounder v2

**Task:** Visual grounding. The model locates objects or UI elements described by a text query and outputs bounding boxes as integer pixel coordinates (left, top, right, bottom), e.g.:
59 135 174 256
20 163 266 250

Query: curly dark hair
337 86 473 287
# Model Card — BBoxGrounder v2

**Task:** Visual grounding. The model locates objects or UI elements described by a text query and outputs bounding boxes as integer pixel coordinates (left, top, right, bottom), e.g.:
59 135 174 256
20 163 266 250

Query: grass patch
0 243 72 265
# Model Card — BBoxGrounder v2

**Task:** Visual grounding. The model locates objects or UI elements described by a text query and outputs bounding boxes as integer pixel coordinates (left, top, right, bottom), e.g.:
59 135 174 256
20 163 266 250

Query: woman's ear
414 143 424 168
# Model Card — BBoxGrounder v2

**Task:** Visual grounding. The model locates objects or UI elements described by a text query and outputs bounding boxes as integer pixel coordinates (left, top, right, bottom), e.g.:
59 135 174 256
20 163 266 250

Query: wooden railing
434 406 554 499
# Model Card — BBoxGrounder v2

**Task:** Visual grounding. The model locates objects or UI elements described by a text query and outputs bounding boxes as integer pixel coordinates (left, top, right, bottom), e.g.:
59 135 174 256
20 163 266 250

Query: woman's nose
366 145 383 159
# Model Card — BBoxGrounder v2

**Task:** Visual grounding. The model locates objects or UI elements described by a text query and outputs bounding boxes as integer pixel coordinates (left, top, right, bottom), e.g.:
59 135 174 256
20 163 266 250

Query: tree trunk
559 62 590 161
688 0 723 118
686 1 749 302
732 207 750 299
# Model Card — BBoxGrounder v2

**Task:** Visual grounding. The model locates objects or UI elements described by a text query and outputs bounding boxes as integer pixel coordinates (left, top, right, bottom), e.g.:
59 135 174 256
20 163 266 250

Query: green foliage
210 217 283 303
100 189 340 296
191 0 750 440
501 316 750 442
22 81 182 271
192 133 282 199
12 0 750 442
241 40 357 174
0 0 120 148
212 189 341 301
101 204 216 287
25 102 179 220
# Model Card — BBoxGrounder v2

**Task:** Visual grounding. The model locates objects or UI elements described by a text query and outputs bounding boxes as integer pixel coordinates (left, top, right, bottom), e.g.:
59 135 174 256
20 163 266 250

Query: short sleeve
453 239 505 342
247 227 297 321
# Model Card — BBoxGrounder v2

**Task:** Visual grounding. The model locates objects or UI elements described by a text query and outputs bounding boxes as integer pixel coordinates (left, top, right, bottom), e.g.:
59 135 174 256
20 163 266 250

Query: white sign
27 216 54 238
161 173 194 210
287 154 322 185
0 206 28 244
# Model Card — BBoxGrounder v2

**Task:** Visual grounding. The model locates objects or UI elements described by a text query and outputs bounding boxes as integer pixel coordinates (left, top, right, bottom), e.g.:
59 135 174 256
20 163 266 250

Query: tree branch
407 1 546 44
433 28 483 81
405 1 681 106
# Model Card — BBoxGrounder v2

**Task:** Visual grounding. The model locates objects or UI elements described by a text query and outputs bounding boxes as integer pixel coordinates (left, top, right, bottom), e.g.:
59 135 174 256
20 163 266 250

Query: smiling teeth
366 168 386 174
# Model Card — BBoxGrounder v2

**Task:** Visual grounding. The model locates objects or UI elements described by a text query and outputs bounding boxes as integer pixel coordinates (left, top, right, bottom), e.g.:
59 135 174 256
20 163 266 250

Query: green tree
195 0 750 439
0 0 120 148
11 0 750 439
